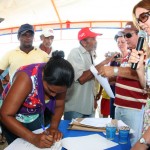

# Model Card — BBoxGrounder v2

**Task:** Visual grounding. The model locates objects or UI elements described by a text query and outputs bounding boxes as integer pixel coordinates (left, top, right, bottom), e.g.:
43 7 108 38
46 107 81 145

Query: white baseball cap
41 28 54 37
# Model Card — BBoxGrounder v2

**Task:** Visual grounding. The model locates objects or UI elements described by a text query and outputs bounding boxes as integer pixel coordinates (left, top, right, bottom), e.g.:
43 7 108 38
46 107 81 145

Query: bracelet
113 67 118 76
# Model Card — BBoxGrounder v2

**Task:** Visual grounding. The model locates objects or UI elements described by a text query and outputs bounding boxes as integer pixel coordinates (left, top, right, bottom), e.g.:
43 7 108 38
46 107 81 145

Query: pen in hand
41 124 49 135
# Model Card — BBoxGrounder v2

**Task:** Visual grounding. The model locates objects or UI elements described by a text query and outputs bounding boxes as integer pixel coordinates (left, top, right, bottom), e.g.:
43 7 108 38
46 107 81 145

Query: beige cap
41 28 54 37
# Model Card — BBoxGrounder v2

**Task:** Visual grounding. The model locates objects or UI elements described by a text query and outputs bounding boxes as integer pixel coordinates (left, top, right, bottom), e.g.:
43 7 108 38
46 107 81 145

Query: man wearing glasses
115 22 147 146
98 22 147 146
123 22 139 50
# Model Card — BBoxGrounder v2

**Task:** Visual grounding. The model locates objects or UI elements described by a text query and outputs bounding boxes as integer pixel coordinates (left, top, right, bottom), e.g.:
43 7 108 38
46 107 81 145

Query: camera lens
114 54 120 58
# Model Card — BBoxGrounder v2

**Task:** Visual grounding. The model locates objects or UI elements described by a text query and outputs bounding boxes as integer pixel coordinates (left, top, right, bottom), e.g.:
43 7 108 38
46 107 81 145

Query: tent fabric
0 0 141 30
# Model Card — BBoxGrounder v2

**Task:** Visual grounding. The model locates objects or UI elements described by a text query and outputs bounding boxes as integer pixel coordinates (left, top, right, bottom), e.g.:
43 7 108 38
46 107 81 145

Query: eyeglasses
124 32 135 38
136 11 150 24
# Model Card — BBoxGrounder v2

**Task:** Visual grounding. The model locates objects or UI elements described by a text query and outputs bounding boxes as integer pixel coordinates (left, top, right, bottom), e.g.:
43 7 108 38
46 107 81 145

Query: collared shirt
0 47 49 78
65 45 95 115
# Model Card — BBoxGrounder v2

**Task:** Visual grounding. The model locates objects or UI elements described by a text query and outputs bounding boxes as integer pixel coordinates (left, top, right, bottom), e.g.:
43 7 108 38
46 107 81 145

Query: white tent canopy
0 0 141 60
0 0 141 30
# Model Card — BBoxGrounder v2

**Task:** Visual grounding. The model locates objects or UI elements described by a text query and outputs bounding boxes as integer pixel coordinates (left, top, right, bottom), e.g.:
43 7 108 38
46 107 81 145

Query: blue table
58 120 131 150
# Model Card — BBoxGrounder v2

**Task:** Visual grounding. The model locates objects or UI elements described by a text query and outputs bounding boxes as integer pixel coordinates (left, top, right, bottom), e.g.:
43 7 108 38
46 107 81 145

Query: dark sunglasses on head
124 32 135 38
136 11 150 24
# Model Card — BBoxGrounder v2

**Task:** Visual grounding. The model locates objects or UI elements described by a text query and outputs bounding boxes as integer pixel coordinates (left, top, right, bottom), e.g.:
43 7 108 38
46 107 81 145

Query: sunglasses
124 32 135 38
136 11 150 24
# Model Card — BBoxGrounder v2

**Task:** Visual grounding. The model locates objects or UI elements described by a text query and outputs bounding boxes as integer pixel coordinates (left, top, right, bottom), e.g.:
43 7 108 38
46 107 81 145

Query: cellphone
105 52 115 57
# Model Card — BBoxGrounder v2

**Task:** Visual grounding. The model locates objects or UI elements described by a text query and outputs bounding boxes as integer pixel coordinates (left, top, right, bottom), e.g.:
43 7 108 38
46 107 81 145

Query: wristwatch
113 67 118 76
140 137 150 147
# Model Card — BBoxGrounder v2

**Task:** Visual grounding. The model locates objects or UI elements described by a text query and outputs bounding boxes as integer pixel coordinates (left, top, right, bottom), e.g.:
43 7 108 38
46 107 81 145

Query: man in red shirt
99 22 147 146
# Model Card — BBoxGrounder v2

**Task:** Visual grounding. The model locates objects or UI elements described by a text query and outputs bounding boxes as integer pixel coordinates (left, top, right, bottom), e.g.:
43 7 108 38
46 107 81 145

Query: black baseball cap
18 23 34 36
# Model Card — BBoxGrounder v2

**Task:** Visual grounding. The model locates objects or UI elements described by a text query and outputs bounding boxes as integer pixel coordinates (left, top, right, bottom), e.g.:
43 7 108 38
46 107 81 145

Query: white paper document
5 138 62 150
62 134 118 150
80 118 112 128
90 65 115 98
4 128 62 150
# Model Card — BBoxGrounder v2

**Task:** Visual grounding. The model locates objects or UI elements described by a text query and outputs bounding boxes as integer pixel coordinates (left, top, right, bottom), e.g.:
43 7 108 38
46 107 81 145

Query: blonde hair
132 0 150 27
132 0 150 58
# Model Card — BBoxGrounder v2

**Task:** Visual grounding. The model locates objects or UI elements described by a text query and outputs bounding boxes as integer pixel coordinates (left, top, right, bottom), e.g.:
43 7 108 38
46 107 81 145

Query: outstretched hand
103 54 116 65
98 66 114 78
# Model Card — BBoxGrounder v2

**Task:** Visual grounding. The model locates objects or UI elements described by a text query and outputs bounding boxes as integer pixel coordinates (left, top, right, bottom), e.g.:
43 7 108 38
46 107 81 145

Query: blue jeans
115 106 144 147
64 111 95 120
2 113 44 144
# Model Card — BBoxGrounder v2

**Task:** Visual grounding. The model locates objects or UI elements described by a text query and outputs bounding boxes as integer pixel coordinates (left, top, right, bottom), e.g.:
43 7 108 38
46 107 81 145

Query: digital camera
114 53 121 58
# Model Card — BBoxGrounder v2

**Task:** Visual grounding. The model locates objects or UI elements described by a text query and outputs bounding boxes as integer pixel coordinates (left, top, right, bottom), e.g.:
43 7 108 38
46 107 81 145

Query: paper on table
62 134 118 150
4 128 62 150
5 138 62 150
90 65 115 98
80 118 112 128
